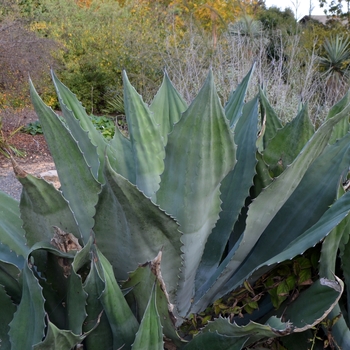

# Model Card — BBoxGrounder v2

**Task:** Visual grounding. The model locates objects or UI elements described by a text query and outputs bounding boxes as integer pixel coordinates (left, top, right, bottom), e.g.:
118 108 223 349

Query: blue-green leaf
131 283 163 350
108 127 136 183
18 171 80 247
95 247 139 349
0 284 17 349
157 70 236 316
83 261 113 349
51 70 106 180
94 158 181 302
196 96 258 290
33 320 88 350
123 71 165 200
0 260 21 304
122 252 181 345
263 103 314 176
225 64 255 127
259 87 282 148
9 262 46 349
150 71 187 145
194 117 350 311
30 80 101 243
326 91 350 144
0 189 27 260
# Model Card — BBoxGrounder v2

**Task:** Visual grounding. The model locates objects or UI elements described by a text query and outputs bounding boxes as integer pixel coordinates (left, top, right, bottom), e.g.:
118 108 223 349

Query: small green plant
22 120 43 135
23 116 117 140
90 115 115 140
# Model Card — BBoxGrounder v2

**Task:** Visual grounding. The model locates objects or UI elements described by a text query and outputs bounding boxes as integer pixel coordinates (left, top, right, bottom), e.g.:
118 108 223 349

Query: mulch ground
0 107 53 168
0 108 54 200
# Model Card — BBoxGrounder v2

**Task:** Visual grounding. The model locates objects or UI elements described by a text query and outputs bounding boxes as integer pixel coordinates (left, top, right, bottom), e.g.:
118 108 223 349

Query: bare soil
0 108 55 200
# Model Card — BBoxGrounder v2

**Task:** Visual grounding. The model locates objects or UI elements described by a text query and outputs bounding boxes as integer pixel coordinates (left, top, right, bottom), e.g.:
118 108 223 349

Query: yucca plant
318 35 350 102
0 64 350 349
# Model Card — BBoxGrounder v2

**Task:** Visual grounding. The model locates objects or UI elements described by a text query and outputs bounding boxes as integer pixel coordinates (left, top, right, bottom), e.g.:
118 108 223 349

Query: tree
257 6 296 33
168 0 261 36
309 0 315 15
319 0 350 23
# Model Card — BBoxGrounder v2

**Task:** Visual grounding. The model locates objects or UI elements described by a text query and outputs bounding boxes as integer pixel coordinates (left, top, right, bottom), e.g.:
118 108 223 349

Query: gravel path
0 161 56 201
0 172 22 201
0 107 55 201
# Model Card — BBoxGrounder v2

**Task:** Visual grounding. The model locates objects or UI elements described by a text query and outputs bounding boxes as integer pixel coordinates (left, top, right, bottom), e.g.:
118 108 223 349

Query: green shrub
22 120 43 135
90 115 115 140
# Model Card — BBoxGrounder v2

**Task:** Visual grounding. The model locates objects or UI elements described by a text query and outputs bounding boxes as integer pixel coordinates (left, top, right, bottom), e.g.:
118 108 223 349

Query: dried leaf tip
10 155 27 178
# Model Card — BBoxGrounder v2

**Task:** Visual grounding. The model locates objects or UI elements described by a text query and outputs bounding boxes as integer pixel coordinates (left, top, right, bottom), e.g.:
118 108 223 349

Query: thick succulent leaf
0 284 16 349
320 303 350 349
225 64 255 127
28 241 86 331
256 115 266 153
122 253 180 345
83 260 113 349
66 267 87 334
319 188 349 280
0 239 25 270
40 264 70 329
231 105 350 262
67 236 113 349
9 261 46 349
339 224 350 323
326 90 350 144
272 189 350 259
196 97 258 290
318 190 350 349
95 247 139 349
260 278 344 350
223 132 350 290
51 70 107 180
131 283 163 350
109 128 136 183
55 98 101 181
0 260 21 304
123 71 165 200
33 320 91 350
156 70 236 316
253 151 273 197
184 317 290 350
18 171 81 246
202 316 293 338
94 158 181 301
184 332 248 350
188 276 343 349
194 123 350 311
61 239 91 335
259 87 282 148
71 234 93 271
282 277 343 331
263 103 314 176
241 190 350 296
150 71 187 145
33 322 83 350
203 316 291 337
0 190 28 259
30 80 101 243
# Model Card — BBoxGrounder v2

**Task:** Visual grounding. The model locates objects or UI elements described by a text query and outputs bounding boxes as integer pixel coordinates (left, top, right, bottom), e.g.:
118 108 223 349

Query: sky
264 0 325 20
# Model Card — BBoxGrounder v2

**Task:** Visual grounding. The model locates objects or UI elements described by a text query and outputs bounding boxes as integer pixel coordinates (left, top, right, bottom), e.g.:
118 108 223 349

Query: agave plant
0 65 350 349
